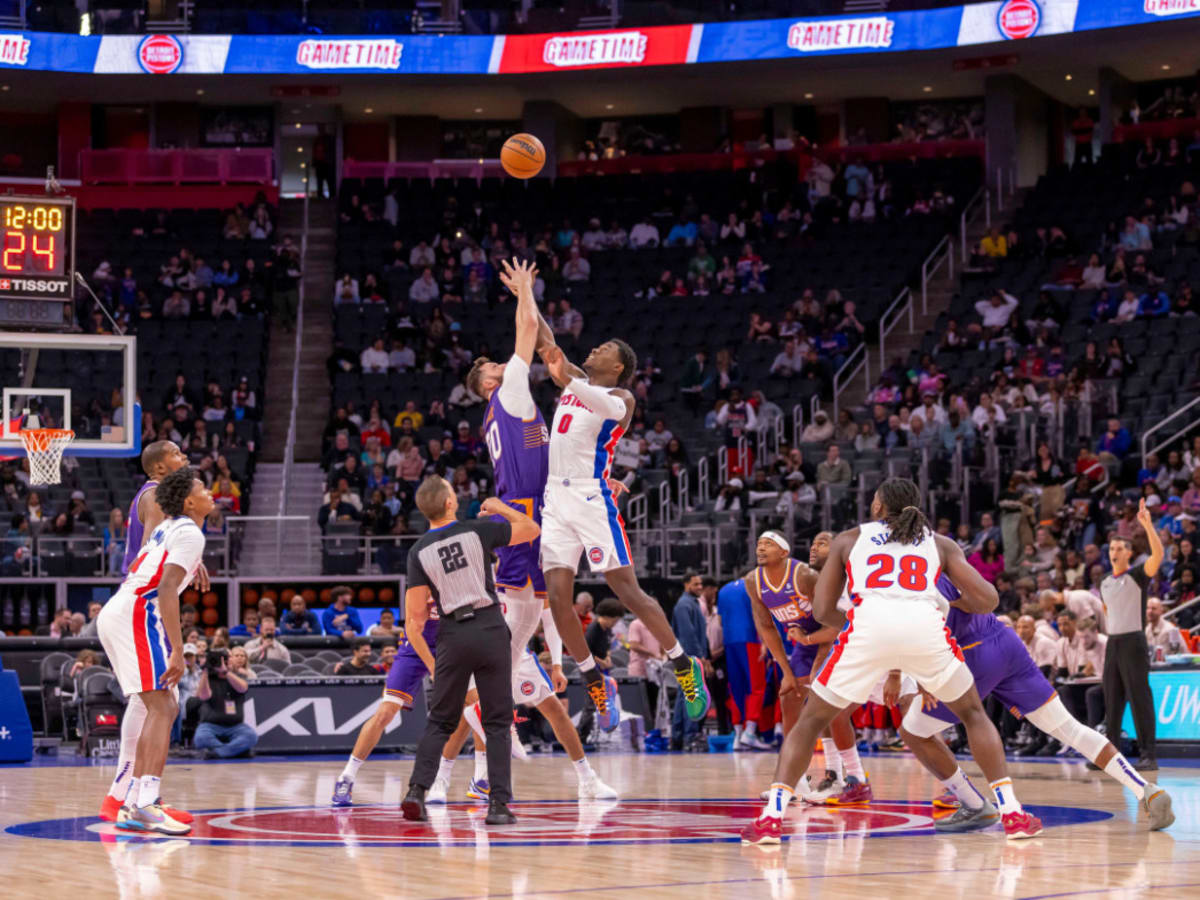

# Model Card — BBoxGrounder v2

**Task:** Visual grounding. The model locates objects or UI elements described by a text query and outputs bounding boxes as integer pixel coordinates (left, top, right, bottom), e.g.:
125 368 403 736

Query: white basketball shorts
541 478 632 574
96 588 172 696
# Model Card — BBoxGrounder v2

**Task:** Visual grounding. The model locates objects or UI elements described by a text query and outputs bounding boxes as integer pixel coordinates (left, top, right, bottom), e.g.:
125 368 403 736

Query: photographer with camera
193 645 258 759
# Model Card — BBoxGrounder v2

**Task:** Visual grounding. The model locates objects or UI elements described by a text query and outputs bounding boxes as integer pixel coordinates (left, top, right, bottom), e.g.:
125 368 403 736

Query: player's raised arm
403 587 436 677
745 569 797 693
500 258 540 366
813 530 855 629
936 533 999 614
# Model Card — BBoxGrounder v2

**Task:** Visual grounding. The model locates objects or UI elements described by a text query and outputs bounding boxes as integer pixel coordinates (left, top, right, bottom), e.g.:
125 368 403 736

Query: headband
760 530 791 554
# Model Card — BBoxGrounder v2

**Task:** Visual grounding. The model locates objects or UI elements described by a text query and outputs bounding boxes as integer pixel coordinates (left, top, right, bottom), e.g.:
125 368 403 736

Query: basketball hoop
20 428 75 485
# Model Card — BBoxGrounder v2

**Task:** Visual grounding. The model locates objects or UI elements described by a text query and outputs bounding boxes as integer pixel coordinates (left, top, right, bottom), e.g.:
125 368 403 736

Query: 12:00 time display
1 202 68 277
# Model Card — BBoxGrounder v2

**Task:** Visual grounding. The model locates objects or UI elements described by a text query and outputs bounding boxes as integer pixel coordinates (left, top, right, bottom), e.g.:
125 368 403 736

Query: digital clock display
0 196 75 312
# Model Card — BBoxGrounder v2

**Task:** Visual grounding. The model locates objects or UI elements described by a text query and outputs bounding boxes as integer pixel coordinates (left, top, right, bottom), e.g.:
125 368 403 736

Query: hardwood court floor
1 749 1198 899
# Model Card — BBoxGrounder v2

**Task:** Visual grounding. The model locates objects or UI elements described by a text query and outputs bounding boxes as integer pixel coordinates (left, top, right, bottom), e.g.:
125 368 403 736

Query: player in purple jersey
332 594 440 806
100 439 202 825
898 574 1174 831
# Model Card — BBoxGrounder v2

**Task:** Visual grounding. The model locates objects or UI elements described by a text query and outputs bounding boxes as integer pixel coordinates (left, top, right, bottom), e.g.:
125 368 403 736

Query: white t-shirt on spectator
361 347 389 374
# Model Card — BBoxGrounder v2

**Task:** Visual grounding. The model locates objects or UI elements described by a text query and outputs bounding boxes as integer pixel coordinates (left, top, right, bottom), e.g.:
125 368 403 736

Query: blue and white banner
0 0 1197 75
1123 668 1200 742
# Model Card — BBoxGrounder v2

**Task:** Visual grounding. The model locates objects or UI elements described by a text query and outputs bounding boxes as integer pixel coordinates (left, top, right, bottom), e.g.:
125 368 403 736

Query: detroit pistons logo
588 547 605 565
137 34 183 74
519 680 536 697
996 0 1041 39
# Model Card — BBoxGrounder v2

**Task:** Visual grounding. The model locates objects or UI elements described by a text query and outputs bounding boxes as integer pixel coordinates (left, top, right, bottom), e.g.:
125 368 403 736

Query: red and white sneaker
157 799 193 825
1001 810 1043 840
825 776 873 806
99 794 122 822
740 816 783 845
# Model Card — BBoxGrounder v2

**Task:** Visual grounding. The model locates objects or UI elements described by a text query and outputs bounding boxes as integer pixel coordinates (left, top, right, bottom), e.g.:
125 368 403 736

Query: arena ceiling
2 20 1196 120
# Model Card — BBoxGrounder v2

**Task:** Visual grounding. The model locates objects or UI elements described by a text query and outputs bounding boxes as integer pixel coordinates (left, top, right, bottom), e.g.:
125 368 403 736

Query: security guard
401 476 539 825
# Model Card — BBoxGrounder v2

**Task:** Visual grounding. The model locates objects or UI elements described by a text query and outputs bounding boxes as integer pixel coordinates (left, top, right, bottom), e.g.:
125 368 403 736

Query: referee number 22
864 553 928 591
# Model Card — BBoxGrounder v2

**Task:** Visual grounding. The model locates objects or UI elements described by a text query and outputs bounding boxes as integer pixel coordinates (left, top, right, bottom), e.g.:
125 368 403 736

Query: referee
1099 498 1163 771
401 476 539 825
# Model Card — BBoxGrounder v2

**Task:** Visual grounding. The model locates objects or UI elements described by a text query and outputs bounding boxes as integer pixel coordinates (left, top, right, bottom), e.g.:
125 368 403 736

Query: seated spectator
1096 417 1131 460
244 615 291 664
367 608 402 638
801 410 834 444
322 585 363 638
229 608 259 638
319 488 361 530
980 226 1008 258
409 239 435 268
408 267 440 303
769 339 806 378
1145 597 1186 656
555 299 583 338
816 443 851 486
666 217 697 247
334 273 360 305
972 289 1019 341
212 475 241 514
563 247 591 282
278 595 322 635
335 638 382 676
746 311 774 343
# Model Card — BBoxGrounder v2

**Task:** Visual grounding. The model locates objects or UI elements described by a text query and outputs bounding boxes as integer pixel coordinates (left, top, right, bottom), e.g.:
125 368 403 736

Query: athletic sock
821 738 838 766
473 752 488 783
989 778 1023 816
464 703 486 745
761 783 794 820
940 768 986 810
136 775 161 810
744 721 758 736
341 755 365 781
110 696 147 800
826 745 844 781
840 747 865 781
571 756 595 781
108 761 134 801
436 755 456 783
577 655 598 674
1103 753 1148 799
665 642 685 661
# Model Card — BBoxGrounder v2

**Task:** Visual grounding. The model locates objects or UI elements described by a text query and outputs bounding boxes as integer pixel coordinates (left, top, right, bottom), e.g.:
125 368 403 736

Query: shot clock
0 195 75 329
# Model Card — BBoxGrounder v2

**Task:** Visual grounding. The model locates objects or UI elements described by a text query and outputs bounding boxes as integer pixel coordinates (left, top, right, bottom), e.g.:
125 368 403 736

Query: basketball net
19 412 74 485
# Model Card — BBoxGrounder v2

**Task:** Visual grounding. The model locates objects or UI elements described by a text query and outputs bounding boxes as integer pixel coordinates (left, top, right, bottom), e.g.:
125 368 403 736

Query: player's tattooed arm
813 529 856 630
936 534 999 614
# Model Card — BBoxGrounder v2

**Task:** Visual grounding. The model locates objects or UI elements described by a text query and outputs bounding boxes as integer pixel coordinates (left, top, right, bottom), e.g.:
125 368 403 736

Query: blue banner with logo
1122 668 1200 742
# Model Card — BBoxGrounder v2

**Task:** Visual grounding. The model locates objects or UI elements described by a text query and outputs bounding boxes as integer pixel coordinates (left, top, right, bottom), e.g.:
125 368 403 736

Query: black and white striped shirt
406 519 511 616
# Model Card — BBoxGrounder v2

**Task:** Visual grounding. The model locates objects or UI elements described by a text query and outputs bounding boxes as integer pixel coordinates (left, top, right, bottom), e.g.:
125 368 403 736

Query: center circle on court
5 799 1112 847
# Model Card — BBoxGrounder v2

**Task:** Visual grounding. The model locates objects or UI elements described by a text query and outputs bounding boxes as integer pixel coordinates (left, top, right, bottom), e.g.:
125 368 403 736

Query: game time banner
0 0 1197 75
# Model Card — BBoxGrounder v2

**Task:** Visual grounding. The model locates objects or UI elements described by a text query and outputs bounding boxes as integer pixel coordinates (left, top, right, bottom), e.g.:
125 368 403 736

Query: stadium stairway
234 462 324 576
263 198 337 463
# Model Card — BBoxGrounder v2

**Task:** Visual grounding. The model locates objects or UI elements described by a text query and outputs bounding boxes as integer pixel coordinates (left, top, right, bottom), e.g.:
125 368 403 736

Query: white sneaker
578 774 619 801
427 775 450 804
803 769 845 805
511 725 528 760
739 732 773 752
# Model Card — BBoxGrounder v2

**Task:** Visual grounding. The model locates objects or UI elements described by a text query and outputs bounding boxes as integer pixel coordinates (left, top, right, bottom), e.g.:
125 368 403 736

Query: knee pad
901 701 948 739
1026 696 1107 761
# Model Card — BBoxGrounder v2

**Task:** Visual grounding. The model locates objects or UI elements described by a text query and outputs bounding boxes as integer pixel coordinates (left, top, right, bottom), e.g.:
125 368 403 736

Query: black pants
709 653 731 735
409 604 513 802
1103 631 1155 759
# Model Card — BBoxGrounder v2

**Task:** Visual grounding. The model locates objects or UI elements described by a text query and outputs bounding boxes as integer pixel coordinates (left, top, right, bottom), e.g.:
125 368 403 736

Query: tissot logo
1 278 68 293
0 35 30 67
542 32 648 67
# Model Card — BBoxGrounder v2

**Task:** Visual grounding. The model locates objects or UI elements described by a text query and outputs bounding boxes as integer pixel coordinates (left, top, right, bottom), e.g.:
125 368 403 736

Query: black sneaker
485 799 517 825
401 785 428 821
1133 757 1158 772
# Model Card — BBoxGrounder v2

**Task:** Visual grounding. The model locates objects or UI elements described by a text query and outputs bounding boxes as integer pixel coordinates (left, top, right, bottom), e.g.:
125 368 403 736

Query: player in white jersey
741 477 1043 844
96 466 213 836
538 338 711 727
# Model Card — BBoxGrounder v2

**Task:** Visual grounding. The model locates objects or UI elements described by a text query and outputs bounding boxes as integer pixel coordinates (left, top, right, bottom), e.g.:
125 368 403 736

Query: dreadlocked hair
156 466 197 518
878 477 929 546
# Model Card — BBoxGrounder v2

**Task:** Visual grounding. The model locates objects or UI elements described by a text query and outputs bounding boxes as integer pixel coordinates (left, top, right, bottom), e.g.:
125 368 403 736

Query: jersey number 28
864 553 928 591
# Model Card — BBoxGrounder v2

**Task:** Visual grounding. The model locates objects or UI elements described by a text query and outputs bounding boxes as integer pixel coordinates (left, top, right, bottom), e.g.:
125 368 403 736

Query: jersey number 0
864 553 929 591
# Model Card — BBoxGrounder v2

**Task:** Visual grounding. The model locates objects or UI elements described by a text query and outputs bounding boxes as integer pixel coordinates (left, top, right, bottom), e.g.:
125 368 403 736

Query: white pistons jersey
845 520 943 610
548 384 625 483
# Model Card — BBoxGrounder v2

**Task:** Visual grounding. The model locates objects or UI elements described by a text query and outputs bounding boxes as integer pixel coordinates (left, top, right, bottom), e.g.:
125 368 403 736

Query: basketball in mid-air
500 133 546 179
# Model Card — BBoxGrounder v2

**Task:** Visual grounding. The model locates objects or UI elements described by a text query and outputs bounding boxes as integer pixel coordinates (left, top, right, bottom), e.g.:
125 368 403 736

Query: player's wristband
540 607 563 666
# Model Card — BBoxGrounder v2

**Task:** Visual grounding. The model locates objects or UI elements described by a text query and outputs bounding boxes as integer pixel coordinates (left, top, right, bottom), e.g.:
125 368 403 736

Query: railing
959 186 988 264
79 149 274 185
696 456 710 506
993 165 1016 211
920 234 953 314
831 342 869 423
1141 395 1200 465
226 516 314 576
792 404 805 445
656 480 673 524
877 286 914 373
279 189 309 516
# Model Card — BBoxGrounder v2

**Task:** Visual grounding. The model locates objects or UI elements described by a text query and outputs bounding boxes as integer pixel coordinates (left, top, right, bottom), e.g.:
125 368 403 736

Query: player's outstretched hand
499 257 538 297
1137 497 1153 529
478 496 509 518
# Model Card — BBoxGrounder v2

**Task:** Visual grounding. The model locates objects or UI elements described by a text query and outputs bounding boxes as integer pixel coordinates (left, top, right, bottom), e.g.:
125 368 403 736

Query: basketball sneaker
740 816 783 845
1001 810 1044 840
467 778 491 801
116 804 192 836
511 723 529 760
155 799 193 824
737 731 774 752
802 770 844 805
331 776 354 807
933 789 961 810
578 773 619 801
825 775 872 806
427 775 450 805
676 657 711 722
587 674 621 733
933 799 1000 833
101 793 191 823
1142 784 1175 831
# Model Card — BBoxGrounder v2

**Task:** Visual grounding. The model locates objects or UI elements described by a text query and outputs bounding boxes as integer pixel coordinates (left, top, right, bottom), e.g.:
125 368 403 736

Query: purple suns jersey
399 599 440 658
755 558 818 632
484 356 549 503
121 479 159 575
937 573 1005 647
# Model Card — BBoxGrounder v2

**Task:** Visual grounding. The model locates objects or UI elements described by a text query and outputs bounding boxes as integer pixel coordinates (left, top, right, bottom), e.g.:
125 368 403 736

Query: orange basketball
201 592 218 609
243 588 259 607
379 587 395 604
358 587 376 604
182 589 198 605
262 589 277 603
201 608 219 626
501 132 545 179
302 588 317 605
319 588 332 605
281 588 295 605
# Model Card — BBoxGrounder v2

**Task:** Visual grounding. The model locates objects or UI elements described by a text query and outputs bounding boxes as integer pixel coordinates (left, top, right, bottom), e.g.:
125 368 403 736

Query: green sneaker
676 656 711 722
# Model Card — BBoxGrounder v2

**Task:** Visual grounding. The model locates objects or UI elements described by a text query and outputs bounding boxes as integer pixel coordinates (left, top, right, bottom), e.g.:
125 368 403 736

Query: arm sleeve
165 525 205 573
540 607 563 665
407 545 430 589
566 378 628 421
495 354 536 420
472 519 513 553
